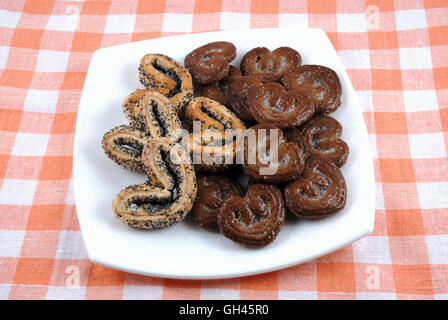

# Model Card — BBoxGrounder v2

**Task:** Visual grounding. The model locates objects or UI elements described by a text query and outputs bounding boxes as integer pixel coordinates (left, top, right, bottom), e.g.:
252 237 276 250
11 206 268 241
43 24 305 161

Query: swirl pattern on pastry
191 174 243 230
241 47 302 82
102 125 149 171
184 41 237 84
122 89 149 122
227 75 262 122
126 91 182 141
284 155 347 219
246 82 316 129
184 97 246 171
138 53 193 113
218 183 286 248
282 65 342 115
283 128 307 158
240 124 305 183
113 137 197 229
300 115 348 167
201 66 242 107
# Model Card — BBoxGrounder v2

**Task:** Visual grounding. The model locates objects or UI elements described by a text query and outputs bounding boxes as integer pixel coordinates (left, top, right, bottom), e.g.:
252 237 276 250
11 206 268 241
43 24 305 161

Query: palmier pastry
300 115 348 167
113 137 197 229
282 65 342 115
283 128 307 158
201 66 242 107
138 53 193 113
123 91 182 142
122 89 148 121
246 82 316 129
284 155 347 219
184 97 246 171
218 183 286 248
227 75 262 122
240 47 301 82
240 124 305 183
184 41 237 84
191 174 243 231
102 125 149 171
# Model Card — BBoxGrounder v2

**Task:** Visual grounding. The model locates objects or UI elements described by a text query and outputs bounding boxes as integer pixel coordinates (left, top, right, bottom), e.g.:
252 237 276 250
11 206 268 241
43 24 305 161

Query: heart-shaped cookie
284 155 347 219
239 124 305 183
227 75 262 122
283 128 307 158
183 97 246 171
218 183 286 248
102 125 149 171
191 174 243 231
282 65 342 115
201 66 242 107
138 54 193 113
246 82 316 129
184 41 237 84
300 115 349 167
122 91 182 142
113 137 197 229
241 47 302 82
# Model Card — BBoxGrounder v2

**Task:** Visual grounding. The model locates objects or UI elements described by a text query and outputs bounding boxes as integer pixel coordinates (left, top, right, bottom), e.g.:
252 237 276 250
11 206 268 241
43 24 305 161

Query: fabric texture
0 0 447 300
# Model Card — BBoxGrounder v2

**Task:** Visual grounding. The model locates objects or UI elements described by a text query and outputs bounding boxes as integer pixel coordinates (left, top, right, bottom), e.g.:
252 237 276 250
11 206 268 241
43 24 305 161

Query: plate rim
73 27 375 280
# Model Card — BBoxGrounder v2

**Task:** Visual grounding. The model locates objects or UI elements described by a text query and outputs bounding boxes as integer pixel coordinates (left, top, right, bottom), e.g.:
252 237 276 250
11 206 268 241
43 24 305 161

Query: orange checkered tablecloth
0 0 447 300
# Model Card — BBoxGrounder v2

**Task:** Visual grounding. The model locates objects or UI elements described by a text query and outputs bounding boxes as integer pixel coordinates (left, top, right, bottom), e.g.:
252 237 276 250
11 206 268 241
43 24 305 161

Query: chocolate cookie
218 183 286 248
241 47 302 82
227 75 262 122
191 174 243 231
284 155 347 219
201 66 242 107
184 41 237 84
246 82 316 129
240 124 305 183
282 65 342 115
300 115 348 167
283 128 307 158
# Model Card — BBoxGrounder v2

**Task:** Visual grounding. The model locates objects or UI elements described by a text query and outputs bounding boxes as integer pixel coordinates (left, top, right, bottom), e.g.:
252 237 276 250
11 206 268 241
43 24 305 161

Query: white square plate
74 28 375 279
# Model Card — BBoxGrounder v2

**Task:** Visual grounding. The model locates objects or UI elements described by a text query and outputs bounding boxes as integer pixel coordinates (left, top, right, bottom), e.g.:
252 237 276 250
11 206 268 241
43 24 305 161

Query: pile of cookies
101 41 349 248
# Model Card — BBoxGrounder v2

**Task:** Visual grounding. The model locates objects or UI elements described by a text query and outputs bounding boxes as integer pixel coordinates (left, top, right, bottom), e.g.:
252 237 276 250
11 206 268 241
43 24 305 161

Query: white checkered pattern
162 13 193 32
0 179 38 205
24 89 60 113
0 230 25 257
220 12 251 30
337 13 368 33
395 9 427 31
278 14 308 29
417 182 448 209
0 10 21 28
104 14 136 34
339 50 371 69
409 133 447 159
353 236 392 264
35 50 70 72
403 90 439 112
12 133 50 156
399 47 433 69
56 231 89 260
